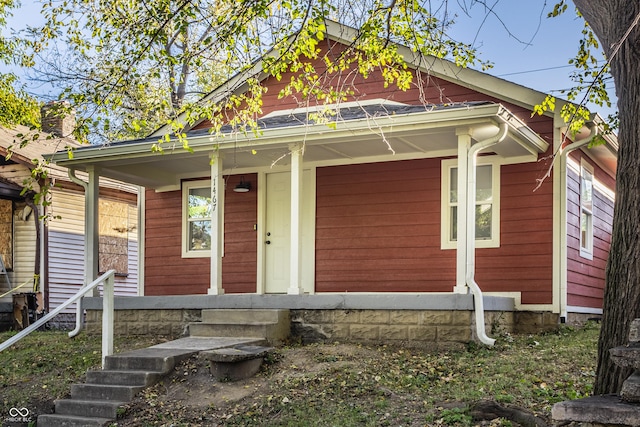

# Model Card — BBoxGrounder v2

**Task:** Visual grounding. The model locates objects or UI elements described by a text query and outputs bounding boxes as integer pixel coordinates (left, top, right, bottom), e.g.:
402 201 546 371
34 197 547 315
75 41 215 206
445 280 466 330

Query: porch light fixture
233 177 251 193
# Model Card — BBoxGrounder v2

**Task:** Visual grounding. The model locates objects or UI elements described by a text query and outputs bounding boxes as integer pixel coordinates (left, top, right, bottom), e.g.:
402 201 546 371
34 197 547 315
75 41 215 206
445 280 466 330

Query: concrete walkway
149 336 265 351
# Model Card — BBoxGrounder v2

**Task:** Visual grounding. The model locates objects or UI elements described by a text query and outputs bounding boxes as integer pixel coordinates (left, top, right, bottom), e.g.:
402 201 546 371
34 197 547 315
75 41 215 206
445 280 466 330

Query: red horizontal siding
149 40 561 299
315 157 555 303
478 161 554 304
144 174 257 295
566 152 614 309
315 158 453 293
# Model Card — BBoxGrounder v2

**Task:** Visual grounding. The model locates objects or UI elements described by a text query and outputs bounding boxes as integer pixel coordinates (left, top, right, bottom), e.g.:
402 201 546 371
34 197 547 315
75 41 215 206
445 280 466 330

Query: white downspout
466 122 508 346
559 123 597 320
67 169 88 338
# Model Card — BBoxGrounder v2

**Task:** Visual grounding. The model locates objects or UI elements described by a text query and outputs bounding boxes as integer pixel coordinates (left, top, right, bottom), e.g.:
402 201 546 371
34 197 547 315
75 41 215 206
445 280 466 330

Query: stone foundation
84 308 530 345
513 311 560 334
291 309 515 345
47 313 80 330
566 312 603 327
85 308 201 338
80 294 563 344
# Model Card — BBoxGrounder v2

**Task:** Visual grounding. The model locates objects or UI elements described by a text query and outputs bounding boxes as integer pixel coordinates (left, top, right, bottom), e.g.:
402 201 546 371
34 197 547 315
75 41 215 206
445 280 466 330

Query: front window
442 158 500 249
182 180 212 257
580 160 594 259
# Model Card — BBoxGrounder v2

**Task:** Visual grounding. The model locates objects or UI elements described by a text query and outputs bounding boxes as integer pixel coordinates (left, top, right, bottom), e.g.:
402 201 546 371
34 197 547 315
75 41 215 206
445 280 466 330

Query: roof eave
52 103 548 171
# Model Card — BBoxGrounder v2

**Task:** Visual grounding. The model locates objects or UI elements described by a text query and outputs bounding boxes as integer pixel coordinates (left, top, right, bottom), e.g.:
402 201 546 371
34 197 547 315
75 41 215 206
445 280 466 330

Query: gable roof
0 125 138 194
0 125 81 183
48 20 619 190
149 20 557 138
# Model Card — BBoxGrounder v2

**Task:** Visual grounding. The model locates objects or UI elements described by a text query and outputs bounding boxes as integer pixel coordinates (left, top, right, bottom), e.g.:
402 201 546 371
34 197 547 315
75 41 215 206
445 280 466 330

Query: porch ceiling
50 102 549 190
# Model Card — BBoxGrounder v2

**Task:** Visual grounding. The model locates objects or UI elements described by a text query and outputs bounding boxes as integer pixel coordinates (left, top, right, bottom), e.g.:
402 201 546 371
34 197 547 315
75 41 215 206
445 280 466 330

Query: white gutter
50 103 548 167
559 123 597 320
466 122 508 346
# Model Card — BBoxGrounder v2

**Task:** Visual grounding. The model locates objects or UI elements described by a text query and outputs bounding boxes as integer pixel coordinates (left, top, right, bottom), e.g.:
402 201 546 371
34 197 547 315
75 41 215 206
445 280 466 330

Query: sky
3 0 617 120
448 1 616 119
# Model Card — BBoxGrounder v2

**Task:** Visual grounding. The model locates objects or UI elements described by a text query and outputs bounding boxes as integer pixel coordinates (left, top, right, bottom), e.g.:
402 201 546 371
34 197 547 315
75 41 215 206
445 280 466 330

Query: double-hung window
579 160 594 259
182 180 212 258
441 158 500 249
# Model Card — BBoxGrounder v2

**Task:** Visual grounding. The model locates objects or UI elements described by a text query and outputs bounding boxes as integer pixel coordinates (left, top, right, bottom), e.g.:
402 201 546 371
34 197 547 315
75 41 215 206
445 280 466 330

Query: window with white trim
182 180 212 258
441 158 500 249
579 160 594 259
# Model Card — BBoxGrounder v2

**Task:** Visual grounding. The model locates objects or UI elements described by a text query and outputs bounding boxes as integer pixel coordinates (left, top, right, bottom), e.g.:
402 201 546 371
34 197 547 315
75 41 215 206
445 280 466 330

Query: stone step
201 308 290 324
71 383 145 401
104 348 196 373
86 369 163 387
37 414 113 427
188 322 288 344
37 337 266 425
54 399 125 419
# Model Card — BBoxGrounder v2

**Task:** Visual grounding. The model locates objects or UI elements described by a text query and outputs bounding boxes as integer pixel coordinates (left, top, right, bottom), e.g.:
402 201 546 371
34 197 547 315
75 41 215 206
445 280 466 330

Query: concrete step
189 322 288 342
104 348 196 373
86 369 163 386
37 414 113 426
71 383 145 401
201 308 290 324
193 309 290 345
38 337 262 425
54 398 125 419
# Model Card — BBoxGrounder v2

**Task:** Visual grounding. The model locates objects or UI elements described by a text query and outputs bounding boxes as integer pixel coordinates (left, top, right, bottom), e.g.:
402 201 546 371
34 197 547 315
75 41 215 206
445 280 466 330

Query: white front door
265 171 314 293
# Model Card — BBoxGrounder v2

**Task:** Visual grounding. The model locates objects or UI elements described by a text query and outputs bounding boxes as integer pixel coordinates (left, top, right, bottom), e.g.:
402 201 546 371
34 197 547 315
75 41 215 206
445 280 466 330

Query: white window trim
579 160 594 260
441 157 501 250
182 179 212 258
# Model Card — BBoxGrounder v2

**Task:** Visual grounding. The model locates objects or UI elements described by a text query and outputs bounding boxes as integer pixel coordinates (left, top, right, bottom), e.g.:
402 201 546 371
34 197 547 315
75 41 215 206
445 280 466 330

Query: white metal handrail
0 269 115 368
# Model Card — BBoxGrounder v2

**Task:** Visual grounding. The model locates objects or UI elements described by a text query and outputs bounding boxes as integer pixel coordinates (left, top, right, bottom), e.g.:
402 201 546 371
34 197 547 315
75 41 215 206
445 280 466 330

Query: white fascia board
495 109 549 154
54 103 502 164
52 103 547 169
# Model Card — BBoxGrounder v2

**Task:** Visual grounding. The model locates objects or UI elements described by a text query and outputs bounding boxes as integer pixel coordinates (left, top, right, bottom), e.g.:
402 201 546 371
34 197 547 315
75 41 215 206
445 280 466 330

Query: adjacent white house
0 109 140 330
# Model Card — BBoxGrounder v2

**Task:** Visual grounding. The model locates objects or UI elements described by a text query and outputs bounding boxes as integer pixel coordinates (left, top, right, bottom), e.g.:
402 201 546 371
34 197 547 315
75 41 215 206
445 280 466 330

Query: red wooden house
50 22 617 343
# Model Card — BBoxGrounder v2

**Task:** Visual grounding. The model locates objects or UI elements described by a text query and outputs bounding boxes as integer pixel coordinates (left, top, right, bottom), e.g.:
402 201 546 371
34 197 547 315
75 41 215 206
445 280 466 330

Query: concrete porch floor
82 293 515 311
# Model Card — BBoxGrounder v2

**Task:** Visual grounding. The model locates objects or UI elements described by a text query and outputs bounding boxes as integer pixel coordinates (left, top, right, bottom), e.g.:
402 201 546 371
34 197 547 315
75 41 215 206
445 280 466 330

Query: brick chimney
41 101 76 138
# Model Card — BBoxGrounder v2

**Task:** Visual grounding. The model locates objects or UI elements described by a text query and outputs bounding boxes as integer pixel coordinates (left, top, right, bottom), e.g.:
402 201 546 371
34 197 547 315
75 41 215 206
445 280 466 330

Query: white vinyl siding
12 209 38 292
48 190 85 314
48 189 138 315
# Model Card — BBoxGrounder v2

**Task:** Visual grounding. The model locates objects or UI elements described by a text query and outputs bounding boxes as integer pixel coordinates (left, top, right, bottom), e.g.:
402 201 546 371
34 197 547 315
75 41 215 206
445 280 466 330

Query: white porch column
86 165 100 296
208 153 224 295
288 143 304 295
454 128 471 294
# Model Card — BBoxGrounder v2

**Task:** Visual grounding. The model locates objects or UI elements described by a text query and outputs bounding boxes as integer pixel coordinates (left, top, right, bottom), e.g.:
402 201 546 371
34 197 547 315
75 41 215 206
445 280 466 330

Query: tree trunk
573 0 640 395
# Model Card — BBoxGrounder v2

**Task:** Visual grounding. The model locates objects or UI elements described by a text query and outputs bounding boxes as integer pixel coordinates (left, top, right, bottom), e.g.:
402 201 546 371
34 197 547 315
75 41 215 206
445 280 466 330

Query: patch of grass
0 330 164 417
224 323 599 426
1 322 600 426
440 407 472 426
